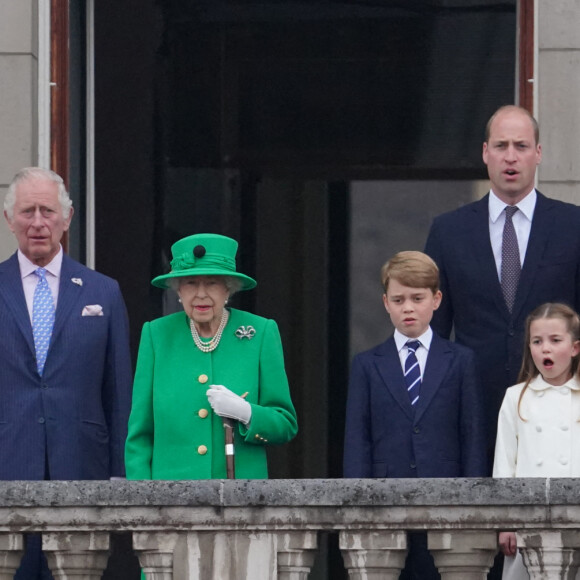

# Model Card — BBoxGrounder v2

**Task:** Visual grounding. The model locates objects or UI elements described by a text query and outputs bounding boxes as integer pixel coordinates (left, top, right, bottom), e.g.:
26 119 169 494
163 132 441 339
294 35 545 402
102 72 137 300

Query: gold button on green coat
125 308 298 480
198 374 208 384
198 409 209 419
198 445 208 455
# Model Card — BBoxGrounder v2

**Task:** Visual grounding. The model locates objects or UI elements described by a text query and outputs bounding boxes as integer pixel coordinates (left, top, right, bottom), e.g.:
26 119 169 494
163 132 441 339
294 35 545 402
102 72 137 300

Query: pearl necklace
189 309 230 353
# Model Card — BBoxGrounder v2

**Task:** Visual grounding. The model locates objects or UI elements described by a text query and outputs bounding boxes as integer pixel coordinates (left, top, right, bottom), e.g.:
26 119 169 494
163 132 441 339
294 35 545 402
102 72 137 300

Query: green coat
125 308 297 480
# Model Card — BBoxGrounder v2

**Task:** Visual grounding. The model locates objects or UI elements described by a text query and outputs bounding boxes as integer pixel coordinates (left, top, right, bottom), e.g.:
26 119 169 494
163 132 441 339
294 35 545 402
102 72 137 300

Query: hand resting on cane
207 384 252 425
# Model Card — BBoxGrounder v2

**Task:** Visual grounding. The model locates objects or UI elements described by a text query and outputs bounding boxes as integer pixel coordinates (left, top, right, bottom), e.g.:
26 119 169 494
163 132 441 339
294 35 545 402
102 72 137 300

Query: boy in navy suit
343 251 486 580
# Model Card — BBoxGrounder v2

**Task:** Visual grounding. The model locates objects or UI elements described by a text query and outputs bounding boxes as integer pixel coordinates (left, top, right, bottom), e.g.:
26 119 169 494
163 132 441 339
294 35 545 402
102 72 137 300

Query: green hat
151 233 257 290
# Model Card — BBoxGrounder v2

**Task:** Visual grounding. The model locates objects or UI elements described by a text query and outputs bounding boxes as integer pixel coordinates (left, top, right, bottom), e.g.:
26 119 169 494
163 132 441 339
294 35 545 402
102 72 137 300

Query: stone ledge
0 478 572 507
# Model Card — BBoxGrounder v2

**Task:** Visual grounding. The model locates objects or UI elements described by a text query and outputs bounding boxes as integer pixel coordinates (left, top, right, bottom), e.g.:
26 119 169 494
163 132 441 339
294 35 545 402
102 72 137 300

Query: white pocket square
82 304 104 317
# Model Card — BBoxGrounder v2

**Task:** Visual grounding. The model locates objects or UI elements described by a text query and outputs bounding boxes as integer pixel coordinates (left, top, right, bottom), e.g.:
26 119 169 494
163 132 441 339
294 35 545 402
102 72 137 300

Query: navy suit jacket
425 192 580 462
0 252 132 480
343 332 486 478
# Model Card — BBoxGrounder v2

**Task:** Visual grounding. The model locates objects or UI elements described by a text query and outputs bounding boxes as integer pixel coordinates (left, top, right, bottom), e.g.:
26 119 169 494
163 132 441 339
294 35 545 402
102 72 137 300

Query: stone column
428 530 497 580
516 529 580 579
133 532 180 580
276 531 318 580
339 530 407 580
0 533 23 580
537 0 580 205
43 532 110 579
171 531 278 580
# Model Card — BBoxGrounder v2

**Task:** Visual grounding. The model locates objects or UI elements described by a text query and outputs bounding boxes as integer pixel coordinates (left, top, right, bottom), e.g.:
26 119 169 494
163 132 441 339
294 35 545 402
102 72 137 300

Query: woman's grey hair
169 275 243 297
4 167 73 220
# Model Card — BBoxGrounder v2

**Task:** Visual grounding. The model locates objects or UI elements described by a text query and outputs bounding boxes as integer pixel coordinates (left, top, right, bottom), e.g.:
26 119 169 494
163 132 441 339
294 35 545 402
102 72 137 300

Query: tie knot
406 340 421 353
505 205 518 219
35 267 47 279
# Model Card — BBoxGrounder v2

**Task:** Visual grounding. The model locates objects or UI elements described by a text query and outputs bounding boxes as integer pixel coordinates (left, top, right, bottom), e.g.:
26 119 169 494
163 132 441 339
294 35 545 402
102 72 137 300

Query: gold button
198 409 209 419
198 445 208 455
255 434 260 439
198 374 208 384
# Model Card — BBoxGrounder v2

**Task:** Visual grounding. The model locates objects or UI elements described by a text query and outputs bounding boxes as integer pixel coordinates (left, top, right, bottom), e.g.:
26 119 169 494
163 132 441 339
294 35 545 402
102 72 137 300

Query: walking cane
223 417 236 479
223 392 249 479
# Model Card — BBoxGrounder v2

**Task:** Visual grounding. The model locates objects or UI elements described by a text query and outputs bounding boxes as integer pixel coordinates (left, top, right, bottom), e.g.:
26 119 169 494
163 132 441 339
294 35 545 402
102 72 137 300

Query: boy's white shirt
493 374 580 478
393 326 433 378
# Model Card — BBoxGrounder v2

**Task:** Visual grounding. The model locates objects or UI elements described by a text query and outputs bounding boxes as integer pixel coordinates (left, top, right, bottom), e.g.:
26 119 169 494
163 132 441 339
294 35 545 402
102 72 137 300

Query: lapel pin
71 278 83 287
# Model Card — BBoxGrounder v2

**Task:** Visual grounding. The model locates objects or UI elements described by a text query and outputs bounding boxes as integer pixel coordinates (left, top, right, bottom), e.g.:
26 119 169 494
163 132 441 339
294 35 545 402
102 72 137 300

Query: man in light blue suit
0 167 132 579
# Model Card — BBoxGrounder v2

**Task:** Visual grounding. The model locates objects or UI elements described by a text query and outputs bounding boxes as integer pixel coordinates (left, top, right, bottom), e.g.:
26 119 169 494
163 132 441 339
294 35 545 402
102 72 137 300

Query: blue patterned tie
501 206 521 312
404 340 422 406
32 268 55 376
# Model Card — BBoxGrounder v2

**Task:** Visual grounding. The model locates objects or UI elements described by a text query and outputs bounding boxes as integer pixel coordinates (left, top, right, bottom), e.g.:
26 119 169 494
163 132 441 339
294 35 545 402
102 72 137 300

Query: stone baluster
43 531 110 579
339 530 407 579
428 530 497 579
276 531 318 580
516 529 580 579
0 533 23 580
133 532 180 580
174 531 275 579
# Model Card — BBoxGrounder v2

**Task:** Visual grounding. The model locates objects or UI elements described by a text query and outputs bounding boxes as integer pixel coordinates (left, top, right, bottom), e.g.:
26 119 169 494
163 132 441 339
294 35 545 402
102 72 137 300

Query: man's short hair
381 251 440 294
4 167 73 220
484 105 540 145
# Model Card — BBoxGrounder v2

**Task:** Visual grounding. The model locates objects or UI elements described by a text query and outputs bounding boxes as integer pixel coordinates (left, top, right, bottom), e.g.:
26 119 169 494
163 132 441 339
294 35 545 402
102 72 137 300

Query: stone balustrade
0 478 578 579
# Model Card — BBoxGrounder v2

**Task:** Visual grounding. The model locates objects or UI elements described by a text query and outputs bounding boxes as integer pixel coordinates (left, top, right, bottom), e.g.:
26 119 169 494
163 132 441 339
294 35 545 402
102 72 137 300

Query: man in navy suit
424 105 580 471
0 167 132 579
344 251 486 580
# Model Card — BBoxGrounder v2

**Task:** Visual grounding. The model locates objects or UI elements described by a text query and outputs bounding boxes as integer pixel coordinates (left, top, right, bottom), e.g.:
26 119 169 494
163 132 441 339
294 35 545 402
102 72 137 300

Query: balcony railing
0 478 577 579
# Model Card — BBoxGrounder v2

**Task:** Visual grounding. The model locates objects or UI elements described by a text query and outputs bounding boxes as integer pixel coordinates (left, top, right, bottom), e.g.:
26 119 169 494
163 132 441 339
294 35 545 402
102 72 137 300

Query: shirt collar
17 246 63 280
528 374 580 392
394 326 433 353
488 189 537 224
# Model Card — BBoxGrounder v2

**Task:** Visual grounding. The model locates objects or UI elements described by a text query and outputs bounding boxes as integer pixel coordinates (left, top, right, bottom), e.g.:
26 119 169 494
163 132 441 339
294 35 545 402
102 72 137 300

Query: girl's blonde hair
517 302 580 419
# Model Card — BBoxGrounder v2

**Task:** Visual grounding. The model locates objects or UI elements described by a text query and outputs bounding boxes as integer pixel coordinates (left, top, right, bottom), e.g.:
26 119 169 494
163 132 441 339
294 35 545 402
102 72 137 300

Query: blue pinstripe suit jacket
0 252 132 480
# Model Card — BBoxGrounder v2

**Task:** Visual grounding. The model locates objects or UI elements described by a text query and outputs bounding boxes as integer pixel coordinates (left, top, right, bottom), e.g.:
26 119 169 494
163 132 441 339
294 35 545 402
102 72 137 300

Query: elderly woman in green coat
125 233 298 480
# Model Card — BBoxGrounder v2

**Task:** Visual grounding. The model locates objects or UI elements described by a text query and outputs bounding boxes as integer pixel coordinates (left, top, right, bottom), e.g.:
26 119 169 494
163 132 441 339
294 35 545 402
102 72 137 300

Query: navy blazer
0 252 132 480
425 192 580 458
343 332 487 478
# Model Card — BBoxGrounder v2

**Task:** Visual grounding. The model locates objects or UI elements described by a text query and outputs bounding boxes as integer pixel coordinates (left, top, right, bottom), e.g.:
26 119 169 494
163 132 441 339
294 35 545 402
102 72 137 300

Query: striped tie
404 340 422 406
32 267 55 376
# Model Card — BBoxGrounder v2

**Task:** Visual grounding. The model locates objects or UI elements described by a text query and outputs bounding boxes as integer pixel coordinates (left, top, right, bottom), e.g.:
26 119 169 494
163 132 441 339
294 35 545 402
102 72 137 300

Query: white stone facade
536 0 580 205
0 0 38 259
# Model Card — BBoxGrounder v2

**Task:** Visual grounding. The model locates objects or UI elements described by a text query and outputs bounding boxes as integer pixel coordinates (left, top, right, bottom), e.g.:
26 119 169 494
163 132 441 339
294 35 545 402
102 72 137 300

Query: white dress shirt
488 189 537 281
393 327 433 378
18 246 63 322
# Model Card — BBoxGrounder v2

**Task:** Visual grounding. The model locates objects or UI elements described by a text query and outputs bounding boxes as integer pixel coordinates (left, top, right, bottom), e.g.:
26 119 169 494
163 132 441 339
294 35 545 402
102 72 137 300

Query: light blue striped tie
32 267 55 376
404 340 422 406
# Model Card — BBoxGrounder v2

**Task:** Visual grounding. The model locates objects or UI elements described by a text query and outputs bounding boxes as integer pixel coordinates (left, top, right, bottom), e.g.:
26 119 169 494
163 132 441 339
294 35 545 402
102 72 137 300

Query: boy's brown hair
381 251 440 294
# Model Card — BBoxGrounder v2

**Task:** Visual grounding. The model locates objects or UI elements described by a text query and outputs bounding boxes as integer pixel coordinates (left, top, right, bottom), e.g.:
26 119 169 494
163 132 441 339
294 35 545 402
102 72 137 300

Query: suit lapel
413 334 452 423
0 253 36 356
374 338 414 420
512 192 552 320
50 254 84 346
469 195 511 321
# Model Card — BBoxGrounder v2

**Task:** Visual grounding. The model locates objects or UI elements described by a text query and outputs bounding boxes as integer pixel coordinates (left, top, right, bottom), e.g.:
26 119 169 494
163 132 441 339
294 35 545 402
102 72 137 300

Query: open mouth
505 169 518 176
543 358 554 368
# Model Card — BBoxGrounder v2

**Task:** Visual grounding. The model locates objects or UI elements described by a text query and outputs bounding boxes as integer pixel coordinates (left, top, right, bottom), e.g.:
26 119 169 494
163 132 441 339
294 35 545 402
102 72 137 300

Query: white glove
207 384 252 425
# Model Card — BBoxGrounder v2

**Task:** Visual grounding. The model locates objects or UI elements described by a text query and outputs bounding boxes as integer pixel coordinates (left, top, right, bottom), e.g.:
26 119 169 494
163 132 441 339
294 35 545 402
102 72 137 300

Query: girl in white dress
493 302 580 580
